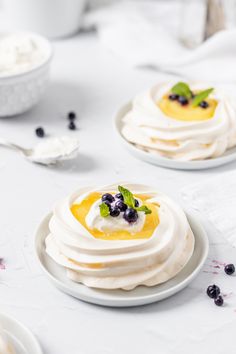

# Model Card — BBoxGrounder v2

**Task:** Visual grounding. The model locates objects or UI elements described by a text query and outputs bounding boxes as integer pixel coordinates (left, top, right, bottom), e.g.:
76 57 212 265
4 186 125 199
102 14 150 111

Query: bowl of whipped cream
0 31 52 117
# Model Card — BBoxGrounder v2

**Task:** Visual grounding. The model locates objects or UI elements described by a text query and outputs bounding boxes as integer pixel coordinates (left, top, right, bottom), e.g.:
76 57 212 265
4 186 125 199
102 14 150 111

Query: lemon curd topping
70 192 159 241
158 95 218 122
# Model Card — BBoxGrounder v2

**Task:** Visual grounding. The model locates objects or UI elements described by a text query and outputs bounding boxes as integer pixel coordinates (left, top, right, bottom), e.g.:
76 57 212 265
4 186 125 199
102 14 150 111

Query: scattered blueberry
199 101 209 109
178 96 188 105
134 199 139 207
102 193 115 203
115 193 124 201
35 127 45 138
115 200 127 212
224 263 235 275
68 111 76 120
168 94 179 101
124 208 138 223
110 207 120 217
214 295 224 307
68 121 76 130
207 284 221 299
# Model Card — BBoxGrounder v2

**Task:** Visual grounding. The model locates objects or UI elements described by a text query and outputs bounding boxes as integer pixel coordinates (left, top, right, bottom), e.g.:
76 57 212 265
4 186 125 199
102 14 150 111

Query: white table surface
1 32 236 354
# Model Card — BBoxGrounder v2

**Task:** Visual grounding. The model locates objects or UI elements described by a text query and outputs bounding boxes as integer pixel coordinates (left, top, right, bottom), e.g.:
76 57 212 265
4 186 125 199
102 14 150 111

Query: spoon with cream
0 136 79 165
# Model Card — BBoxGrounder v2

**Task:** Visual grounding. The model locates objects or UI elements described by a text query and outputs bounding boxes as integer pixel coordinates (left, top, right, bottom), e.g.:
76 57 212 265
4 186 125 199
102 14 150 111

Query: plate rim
0 312 43 354
113 101 236 170
34 211 209 307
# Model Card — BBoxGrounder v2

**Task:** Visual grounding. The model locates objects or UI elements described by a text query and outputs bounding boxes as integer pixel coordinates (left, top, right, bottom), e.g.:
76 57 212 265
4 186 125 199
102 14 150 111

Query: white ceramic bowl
0 32 52 117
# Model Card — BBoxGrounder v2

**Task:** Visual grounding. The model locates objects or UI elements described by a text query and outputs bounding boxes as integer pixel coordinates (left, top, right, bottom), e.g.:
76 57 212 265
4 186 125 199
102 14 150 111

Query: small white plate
114 102 236 170
0 313 43 354
35 212 209 308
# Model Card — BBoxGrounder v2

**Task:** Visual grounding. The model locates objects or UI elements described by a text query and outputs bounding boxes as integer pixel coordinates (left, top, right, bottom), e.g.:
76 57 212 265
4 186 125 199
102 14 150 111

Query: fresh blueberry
199 101 209 109
110 207 120 217
115 200 127 212
68 121 76 130
207 284 220 299
35 127 45 138
168 94 179 101
178 96 188 105
134 199 139 207
102 193 115 203
68 111 76 120
214 295 224 307
123 208 138 223
115 193 124 201
224 263 235 275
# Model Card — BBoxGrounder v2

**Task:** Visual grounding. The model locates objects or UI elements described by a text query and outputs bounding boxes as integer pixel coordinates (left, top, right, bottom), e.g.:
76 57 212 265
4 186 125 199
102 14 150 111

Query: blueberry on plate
168 94 179 101
102 193 115 203
199 101 209 109
124 208 138 223
214 295 224 307
115 200 127 212
207 284 220 299
110 207 120 217
115 193 124 201
35 127 45 138
178 96 188 105
224 263 235 275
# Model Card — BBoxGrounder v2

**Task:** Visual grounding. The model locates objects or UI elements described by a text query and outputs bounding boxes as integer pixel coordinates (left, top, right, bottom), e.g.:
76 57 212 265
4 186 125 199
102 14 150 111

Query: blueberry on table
178 96 188 105
115 200 127 212
102 193 115 203
115 193 124 201
124 208 138 223
68 121 76 130
168 94 179 101
199 101 209 109
214 296 224 307
224 263 235 275
68 111 76 120
207 284 220 299
110 207 120 217
35 127 45 138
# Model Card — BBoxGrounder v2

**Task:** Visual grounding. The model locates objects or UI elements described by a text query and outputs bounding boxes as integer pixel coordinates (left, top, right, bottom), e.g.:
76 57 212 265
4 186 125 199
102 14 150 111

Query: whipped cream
0 33 50 77
85 197 145 233
0 327 15 354
122 83 236 161
45 183 195 290
31 136 79 163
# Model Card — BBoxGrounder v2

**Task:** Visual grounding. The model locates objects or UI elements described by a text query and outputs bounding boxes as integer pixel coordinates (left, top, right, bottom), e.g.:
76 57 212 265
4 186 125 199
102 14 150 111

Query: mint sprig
171 82 192 99
99 202 110 217
118 185 152 215
192 88 214 107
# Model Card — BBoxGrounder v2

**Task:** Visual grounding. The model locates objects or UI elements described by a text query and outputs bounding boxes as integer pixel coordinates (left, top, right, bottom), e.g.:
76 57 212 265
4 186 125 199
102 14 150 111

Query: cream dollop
45 183 195 290
0 32 50 77
85 197 145 233
122 83 236 161
0 327 15 354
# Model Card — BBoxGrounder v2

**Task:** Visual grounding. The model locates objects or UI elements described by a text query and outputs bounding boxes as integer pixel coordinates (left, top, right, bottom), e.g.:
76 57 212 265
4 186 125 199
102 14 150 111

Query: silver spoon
0 137 79 165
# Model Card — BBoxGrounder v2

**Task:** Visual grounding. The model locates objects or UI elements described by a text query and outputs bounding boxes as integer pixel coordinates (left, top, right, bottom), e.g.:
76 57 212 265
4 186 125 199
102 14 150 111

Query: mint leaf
136 205 152 215
171 82 192 99
118 185 152 215
99 202 110 217
118 185 135 208
192 88 214 107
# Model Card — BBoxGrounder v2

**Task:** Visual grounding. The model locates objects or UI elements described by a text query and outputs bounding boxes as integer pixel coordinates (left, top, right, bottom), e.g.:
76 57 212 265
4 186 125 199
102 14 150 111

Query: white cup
1 0 87 38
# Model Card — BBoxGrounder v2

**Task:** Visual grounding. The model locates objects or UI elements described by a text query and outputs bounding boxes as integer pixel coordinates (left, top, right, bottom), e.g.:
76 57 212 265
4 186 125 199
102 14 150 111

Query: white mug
0 0 87 38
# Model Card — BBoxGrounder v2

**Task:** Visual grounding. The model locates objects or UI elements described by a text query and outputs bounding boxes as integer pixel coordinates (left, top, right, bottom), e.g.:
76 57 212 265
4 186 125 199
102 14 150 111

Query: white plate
0 313 43 354
35 212 209 308
114 102 236 170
